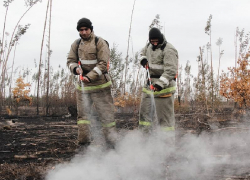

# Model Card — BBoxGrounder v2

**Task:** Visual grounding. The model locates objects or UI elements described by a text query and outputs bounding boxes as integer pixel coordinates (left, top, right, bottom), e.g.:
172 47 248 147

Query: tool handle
78 61 84 81
146 67 154 91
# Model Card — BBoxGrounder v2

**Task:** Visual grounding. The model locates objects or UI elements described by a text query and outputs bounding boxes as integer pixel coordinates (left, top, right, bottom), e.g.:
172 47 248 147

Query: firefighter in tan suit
67 18 116 147
139 28 178 139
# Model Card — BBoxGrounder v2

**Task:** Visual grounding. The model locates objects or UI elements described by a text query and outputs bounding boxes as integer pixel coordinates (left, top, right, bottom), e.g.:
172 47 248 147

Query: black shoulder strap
77 37 98 48
95 36 109 47
77 37 108 59
160 41 167 50
76 38 81 60
77 38 81 45
95 36 99 46
76 37 99 59
95 36 99 53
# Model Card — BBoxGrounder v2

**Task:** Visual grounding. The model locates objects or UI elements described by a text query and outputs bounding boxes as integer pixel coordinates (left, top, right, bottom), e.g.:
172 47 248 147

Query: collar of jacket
150 34 167 50
156 35 167 49
81 32 95 42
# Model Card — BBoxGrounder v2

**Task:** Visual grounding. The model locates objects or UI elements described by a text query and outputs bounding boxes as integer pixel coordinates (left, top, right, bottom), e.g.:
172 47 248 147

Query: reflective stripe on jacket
76 81 112 91
80 59 98 64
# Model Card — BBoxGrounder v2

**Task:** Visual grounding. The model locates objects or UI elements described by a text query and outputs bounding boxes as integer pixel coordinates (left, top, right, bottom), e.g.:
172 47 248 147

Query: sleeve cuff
73 67 78 75
154 84 163 91
85 76 91 82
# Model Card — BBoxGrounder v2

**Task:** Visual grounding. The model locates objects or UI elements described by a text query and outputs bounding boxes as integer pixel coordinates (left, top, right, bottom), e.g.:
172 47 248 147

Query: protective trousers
139 93 175 142
76 88 116 145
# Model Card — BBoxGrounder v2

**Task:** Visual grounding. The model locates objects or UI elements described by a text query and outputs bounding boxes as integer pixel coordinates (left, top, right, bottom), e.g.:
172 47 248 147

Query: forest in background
0 0 250 118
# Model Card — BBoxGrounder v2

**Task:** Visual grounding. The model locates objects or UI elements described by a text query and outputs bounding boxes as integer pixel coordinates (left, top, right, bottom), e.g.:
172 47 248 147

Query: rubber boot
103 127 117 149
78 124 91 145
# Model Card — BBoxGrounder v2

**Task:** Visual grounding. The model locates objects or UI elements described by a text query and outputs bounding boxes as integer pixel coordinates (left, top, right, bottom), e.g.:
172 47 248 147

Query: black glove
141 59 148 68
153 84 162 91
73 67 78 75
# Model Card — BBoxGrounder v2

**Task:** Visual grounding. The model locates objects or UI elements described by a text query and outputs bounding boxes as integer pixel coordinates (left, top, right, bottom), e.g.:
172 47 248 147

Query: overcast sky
1 0 250 78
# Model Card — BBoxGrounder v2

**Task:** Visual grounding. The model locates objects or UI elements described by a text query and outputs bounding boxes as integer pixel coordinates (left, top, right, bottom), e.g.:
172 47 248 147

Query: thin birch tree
45 0 52 116
36 0 49 115
0 0 41 114
205 14 214 112
123 0 136 95
215 37 224 96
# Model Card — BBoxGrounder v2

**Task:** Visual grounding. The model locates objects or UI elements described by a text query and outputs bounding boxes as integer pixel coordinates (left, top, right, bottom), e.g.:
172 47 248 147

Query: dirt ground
0 114 138 180
1 113 250 180
0 116 78 179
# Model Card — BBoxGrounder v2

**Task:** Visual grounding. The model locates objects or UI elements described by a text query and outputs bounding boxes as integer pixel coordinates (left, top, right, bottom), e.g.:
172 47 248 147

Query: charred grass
1 111 250 180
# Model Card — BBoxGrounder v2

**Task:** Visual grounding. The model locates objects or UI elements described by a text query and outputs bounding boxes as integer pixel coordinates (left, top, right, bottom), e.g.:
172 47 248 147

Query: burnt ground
0 114 137 180
0 113 250 180
0 116 78 179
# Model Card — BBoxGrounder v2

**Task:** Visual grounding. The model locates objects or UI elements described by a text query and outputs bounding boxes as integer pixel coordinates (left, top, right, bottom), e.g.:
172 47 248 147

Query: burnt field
0 114 137 180
0 116 79 179
1 113 250 180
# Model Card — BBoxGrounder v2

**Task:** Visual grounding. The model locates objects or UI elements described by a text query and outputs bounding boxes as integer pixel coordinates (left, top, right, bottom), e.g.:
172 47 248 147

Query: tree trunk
37 0 50 115
123 0 136 94
8 43 18 109
46 0 52 116
210 29 214 113
199 47 208 114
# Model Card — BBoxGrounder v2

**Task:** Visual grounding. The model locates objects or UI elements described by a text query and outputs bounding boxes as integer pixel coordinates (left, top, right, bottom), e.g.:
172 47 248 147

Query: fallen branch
211 127 250 132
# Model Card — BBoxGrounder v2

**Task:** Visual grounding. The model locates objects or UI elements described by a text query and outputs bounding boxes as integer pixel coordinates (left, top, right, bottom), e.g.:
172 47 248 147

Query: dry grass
0 162 52 180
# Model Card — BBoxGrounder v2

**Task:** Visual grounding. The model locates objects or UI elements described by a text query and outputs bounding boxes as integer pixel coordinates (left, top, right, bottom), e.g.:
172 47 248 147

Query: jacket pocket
88 52 97 59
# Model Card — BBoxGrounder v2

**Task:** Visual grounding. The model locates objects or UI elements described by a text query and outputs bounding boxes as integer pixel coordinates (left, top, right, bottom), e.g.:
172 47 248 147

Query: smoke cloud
46 126 250 180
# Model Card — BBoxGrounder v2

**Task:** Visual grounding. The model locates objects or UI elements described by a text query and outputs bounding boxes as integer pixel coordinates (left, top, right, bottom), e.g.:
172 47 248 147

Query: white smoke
46 126 250 180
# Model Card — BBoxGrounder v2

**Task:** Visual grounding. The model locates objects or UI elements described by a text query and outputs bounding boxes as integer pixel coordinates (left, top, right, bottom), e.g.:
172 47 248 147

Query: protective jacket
67 32 112 93
140 36 178 97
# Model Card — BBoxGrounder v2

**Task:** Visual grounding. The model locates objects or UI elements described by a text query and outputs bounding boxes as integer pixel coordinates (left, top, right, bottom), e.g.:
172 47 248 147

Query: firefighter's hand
141 59 148 68
82 76 90 83
153 84 162 92
76 67 83 75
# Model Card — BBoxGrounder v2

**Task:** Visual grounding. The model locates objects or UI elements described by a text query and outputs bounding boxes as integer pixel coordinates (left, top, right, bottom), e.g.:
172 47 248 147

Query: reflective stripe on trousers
76 81 112 91
139 121 175 131
78 120 91 125
102 122 116 128
78 119 116 128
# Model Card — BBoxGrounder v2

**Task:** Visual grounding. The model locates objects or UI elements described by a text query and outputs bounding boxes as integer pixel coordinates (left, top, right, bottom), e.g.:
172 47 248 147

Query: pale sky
1 0 250 78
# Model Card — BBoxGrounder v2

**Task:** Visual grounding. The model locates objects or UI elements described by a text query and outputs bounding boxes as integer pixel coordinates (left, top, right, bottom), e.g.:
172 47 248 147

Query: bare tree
109 44 124 95
193 47 209 113
149 14 163 30
123 0 136 95
216 37 224 95
7 42 18 108
36 0 49 115
183 60 193 104
177 65 183 106
234 27 239 69
45 0 52 116
0 0 41 114
205 14 214 112
234 28 245 71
